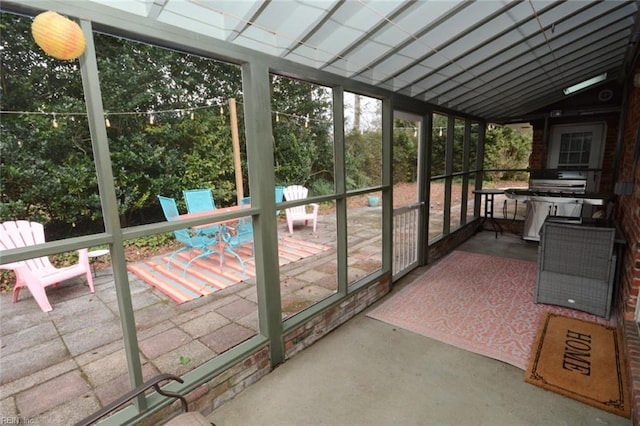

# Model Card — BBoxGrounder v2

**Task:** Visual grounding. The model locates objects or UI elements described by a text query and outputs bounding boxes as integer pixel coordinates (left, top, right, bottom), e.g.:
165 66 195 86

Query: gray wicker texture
536 221 616 319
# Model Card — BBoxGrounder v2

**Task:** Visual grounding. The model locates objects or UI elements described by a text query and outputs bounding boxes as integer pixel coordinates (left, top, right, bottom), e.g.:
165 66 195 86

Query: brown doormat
525 312 630 418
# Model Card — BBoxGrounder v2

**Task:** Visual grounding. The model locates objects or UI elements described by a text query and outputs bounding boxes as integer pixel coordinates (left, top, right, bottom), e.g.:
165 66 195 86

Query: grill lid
529 169 587 180
528 180 586 193
528 169 587 193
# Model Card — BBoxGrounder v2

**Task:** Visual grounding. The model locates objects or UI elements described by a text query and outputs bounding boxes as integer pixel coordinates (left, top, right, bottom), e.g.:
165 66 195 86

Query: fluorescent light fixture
563 72 607 95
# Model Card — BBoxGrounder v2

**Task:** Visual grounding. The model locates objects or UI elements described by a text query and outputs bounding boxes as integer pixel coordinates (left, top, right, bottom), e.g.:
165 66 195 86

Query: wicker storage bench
536 218 616 319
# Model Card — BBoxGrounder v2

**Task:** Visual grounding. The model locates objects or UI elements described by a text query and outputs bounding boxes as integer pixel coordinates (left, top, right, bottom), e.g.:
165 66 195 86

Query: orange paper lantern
31 11 86 60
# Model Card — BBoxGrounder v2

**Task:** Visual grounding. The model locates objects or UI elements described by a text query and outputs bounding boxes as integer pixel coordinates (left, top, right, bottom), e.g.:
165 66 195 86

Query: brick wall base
284 276 392 359
139 276 392 424
622 319 640 424
428 221 481 262
140 346 271 425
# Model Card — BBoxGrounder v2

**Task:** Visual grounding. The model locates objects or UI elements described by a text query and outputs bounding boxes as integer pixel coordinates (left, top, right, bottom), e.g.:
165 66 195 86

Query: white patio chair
283 185 319 235
0 220 94 312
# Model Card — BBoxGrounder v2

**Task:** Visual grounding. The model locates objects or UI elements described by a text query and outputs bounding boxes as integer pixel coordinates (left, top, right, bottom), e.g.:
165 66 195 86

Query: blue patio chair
241 191 282 241
183 188 216 212
221 215 254 275
241 187 283 215
275 186 284 216
158 195 218 276
183 188 219 237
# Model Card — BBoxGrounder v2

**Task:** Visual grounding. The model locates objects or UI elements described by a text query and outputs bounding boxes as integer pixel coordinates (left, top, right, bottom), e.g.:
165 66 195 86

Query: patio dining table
174 204 250 268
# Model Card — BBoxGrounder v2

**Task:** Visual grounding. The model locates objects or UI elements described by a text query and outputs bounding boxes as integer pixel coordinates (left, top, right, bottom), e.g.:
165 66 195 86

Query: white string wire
0 101 335 126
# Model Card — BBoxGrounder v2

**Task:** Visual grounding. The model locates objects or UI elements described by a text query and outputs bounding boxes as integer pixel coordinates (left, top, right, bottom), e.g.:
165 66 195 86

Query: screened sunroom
1 1 640 424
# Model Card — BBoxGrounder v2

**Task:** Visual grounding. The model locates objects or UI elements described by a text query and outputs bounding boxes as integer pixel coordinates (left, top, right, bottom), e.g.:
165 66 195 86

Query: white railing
392 203 420 278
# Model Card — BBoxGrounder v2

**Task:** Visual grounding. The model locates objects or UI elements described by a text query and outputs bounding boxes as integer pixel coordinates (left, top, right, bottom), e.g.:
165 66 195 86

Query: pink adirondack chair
283 185 319 235
0 220 94 312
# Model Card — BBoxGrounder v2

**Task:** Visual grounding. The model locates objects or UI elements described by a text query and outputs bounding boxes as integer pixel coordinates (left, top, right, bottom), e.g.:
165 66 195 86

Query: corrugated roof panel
556 38 629 72
385 0 469 36
180 0 260 40
533 0 600 28
395 40 435 62
432 10 535 64
430 32 503 65
366 54 418 82
424 20 628 105
471 64 620 117
501 2 538 25
370 21 416 48
453 19 542 70
549 16 635 53
194 0 262 21
386 4 525 87
444 57 589 109
424 80 472 100
549 3 635 43
392 64 438 88
528 0 591 30
156 8 229 39
358 0 410 21
252 2 326 47
408 46 534 100
413 1 506 49
290 44 340 67
322 63 350 79
86 0 151 16
233 32 284 57
331 40 394 75
462 55 621 115
286 51 327 70
490 35 627 92
351 68 396 88
59 0 639 119
330 1 386 32
302 20 363 59
377 78 400 92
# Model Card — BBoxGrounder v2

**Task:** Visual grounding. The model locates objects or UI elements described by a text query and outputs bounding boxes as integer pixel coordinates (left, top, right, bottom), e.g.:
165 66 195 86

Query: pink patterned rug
367 250 614 370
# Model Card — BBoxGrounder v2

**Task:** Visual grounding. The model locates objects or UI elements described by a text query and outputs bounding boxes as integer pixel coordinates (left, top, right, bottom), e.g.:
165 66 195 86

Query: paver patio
0 206 383 423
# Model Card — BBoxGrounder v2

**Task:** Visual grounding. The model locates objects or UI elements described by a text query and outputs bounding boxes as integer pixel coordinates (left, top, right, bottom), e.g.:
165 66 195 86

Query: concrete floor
208 231 630 426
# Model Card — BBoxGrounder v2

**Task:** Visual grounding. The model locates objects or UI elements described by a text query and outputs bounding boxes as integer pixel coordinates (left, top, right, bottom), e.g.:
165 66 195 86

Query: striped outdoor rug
127 236 332 304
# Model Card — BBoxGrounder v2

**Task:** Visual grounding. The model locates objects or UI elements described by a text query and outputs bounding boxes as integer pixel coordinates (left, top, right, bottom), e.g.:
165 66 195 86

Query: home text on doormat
525 312 630 418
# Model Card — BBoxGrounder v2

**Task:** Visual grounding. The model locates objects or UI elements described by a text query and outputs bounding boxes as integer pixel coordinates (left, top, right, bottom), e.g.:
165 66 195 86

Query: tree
1 13 95 231
0 12 334 236
483 126 531 181
393 120 418 183
431 113 448 177
345 129 382 189
270 75 332 189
